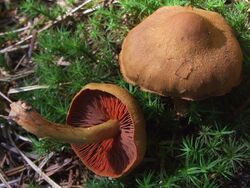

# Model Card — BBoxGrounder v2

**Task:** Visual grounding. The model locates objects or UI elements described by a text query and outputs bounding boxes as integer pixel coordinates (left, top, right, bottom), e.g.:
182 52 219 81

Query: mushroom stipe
7 83 146 178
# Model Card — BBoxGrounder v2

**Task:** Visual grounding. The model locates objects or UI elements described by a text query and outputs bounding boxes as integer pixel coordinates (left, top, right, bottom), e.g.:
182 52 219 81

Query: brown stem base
173 98 189 117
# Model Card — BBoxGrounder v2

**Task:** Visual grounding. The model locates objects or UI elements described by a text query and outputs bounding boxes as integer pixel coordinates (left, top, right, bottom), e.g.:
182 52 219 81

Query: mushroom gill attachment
119 6 243 101
67 83 146 178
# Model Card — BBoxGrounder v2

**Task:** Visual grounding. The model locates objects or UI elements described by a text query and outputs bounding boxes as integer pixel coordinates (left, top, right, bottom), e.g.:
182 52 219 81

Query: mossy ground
0 0 250 187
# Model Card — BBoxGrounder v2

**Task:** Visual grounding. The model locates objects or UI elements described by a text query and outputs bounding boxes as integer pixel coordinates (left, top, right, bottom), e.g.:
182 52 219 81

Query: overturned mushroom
6 83 146 178
119 6 243 114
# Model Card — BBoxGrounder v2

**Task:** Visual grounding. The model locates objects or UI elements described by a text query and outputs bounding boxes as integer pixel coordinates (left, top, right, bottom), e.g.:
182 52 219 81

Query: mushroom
5 83 146 178
119 6 243 114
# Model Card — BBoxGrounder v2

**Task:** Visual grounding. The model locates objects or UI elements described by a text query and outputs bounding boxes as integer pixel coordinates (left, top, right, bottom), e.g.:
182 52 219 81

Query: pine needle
0 170 11 188
8 85 49 95
7 131 62 188
0 91 12 103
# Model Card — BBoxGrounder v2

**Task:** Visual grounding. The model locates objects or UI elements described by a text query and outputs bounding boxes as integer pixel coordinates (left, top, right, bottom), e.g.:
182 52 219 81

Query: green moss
87 178 125 188
30 136 69 156
21 0 65 19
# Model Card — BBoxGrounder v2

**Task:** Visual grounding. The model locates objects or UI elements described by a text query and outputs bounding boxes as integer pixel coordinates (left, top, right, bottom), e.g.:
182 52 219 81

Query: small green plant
0 55 7 68
136 125 250 187
0 30 18 42
30 136 69 156
136 172 159 188
87 178 125 188
21 0 65 19
66 0 76 6
27 181 41 188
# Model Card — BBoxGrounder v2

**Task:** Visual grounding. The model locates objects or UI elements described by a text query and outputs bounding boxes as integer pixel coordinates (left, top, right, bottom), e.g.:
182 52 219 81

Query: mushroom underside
67 90 137 177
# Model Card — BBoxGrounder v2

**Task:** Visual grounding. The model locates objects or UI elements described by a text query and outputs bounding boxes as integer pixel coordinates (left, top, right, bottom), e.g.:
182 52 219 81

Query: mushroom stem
9 101 120 144
173 98 189 117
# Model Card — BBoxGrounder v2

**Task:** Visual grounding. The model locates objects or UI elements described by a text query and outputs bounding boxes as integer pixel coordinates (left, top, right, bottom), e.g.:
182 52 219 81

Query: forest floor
0 0 250 187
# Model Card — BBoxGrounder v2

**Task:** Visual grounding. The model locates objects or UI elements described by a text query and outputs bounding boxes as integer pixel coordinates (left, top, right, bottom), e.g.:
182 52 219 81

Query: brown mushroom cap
66 83 146 178
119 6 243 100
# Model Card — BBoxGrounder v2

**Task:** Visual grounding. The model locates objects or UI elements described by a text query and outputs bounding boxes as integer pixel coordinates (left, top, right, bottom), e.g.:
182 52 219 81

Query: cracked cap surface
119 6 243 100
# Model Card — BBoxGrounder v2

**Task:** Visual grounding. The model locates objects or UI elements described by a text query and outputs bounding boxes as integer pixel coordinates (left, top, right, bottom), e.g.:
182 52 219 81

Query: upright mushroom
119 6 243 112
7 83 146 178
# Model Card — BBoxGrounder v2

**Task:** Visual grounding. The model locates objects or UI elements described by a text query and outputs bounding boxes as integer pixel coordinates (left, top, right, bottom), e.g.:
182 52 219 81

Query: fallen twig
0 169 11 188
5 164 27 177
35 152 54 180
0 69 34 82
0 44 30 54
6 152 17 167
67 169 74 188
7 132 62 188
64 159 79 172
14 55 26 71
0 142 38 160
0 154 7 168
27 30 38 60
0 115 9 120
66 0 92 15
14 134 33 143
0 178 20 188
38 152 54 170
17 171 24 188
44 158 72 177
8 85 49 95
0 91 12 103
82 4 101 14
0 26 30 37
